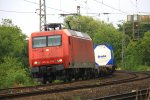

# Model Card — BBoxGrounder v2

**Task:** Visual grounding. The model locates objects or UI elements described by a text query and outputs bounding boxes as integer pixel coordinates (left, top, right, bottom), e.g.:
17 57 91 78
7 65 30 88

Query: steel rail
91 88 150 100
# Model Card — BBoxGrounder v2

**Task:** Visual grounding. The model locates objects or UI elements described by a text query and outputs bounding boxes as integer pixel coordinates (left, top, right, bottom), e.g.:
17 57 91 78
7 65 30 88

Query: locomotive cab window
33 36 46 48
48 35 62 46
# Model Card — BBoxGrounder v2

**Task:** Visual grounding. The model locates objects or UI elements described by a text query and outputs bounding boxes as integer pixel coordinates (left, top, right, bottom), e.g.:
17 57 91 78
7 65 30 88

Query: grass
118 65 150 71
53 80 64 83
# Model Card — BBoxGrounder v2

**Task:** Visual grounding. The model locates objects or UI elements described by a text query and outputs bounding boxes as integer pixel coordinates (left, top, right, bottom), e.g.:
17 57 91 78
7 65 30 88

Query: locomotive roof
31 29 92 40
65 29 91 40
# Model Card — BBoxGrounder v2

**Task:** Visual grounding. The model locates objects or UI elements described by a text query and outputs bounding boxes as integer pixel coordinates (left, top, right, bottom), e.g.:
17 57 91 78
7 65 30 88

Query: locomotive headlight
57 59 62 63
34 61 38 64
34 61 40 64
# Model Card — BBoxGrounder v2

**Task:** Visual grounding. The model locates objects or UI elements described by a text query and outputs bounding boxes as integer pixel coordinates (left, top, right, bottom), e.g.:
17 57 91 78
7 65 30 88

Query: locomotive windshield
32 35 61 48
33 36 46 48
48 35 61 46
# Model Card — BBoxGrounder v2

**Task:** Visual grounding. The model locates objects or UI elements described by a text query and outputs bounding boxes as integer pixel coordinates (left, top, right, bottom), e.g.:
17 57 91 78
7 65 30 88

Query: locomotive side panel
69 36 95 68
63 29 95 69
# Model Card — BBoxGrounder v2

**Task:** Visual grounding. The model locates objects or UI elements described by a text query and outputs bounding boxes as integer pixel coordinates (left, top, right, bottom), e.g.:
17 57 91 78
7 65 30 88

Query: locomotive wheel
75 73 80 81
75 76 79 81
68 76 72 82
82 70 87 80
95 69 99 78
67 70 72 82
62 70 67 82
63 78 67 82
106 66 115 75
48 77 52 83
74 69 79 81
42 73 49 84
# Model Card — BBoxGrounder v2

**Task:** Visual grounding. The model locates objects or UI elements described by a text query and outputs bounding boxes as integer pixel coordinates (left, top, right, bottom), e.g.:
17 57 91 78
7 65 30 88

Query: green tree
64 16 101 39
125 41 142 67
118 21 150 70
125 31 150 70
0 19 34 88
118 22 132 38
0 19 27 63
1 19 13 26
139 31 150 65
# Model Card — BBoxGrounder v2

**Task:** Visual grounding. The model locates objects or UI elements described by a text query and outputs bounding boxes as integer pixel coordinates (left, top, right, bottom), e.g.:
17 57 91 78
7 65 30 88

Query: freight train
28 23 115 83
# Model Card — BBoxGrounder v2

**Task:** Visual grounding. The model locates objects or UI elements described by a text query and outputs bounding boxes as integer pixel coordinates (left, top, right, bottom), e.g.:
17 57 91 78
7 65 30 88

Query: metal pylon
39 0 46 31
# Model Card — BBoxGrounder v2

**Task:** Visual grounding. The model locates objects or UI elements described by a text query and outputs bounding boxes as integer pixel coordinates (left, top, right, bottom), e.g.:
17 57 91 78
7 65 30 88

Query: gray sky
0 0 150 36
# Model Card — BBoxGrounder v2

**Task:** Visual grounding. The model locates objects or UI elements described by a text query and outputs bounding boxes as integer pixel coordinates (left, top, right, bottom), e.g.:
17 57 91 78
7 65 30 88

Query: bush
122 65 150 71
0 56 35 89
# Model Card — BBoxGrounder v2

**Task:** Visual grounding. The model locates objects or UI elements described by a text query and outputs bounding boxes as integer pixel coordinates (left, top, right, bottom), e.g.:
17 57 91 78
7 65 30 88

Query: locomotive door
69 36 74 68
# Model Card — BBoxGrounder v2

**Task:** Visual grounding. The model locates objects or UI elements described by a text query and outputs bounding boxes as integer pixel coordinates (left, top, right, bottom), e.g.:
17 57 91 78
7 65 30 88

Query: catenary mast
39 0 46 31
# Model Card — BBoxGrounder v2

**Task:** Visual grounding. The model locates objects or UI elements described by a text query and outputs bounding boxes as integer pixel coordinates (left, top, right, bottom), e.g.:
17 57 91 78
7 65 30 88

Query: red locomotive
29 24 96 83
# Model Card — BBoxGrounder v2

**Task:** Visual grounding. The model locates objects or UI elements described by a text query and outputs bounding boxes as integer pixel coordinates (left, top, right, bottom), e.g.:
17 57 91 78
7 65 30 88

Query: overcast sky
0 0 150 36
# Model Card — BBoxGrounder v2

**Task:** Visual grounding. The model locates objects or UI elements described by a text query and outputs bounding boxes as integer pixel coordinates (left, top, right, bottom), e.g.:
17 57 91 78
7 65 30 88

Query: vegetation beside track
0 19 36 89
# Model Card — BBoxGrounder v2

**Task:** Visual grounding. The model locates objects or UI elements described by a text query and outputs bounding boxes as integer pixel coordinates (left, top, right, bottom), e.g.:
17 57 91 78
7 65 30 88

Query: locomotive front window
33 36 46 48
48 35 61 46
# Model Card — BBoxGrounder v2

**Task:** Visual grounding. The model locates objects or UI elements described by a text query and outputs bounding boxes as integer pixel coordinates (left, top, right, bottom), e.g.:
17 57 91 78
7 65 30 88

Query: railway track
92 88 150 100
0 70 150 99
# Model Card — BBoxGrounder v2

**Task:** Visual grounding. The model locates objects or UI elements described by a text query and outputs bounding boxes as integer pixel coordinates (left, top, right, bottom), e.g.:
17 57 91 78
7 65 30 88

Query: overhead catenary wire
0 0 130 16
138 12 150 14
0 9 34 14
129 0 137 9
82 12 126 15
0 9 79 16
74 0 127 17
0 9 60 16
93 0 129 14
1 0 148 16
0 8 128 15
24 0 71 14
